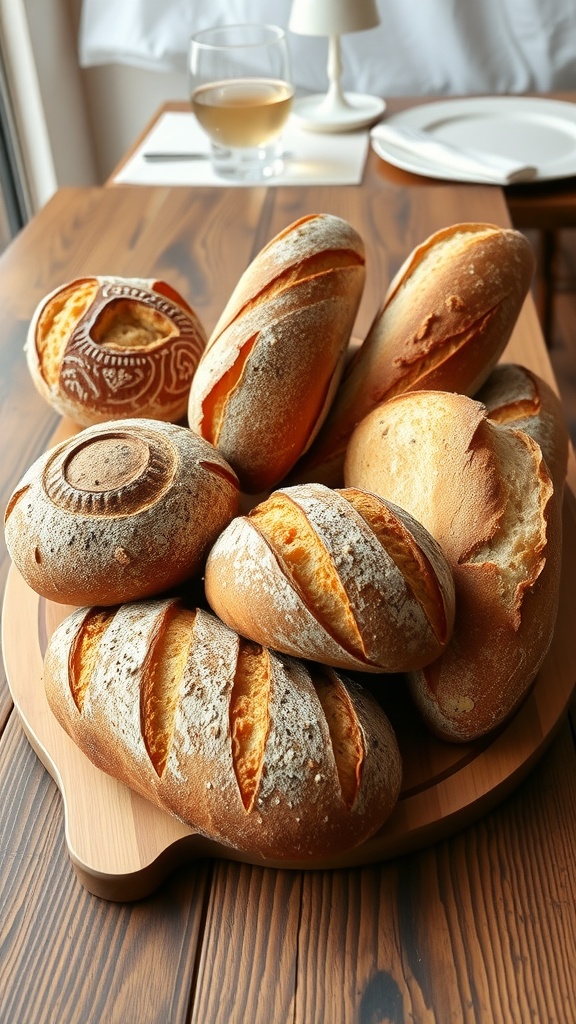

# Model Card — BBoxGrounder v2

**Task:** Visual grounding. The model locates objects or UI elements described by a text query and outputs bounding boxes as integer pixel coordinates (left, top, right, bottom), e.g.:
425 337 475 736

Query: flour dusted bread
187 214 365 492
345 389 564 741
26 276 207 425
205 483 455 673
4 419 240 606
294 223 534 486
43 599 402 862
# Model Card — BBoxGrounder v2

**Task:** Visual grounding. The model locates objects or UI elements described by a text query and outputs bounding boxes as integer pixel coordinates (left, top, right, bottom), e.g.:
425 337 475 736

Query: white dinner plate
371 96 576 183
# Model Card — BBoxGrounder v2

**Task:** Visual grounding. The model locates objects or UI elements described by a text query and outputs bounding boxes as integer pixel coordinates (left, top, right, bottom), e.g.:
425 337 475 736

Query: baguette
4 418 240 606
293 223 535 486
187 214 366 493
204 483 455 673
344 389 564 741
43 599 403 862
25 276 207 425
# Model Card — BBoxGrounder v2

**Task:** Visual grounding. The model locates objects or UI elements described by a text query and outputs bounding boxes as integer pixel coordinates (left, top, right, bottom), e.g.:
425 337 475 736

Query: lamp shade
289 0 380 37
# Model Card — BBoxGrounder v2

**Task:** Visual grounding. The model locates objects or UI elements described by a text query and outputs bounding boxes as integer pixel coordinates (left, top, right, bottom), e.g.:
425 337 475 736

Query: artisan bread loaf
293 223 535 486
4 418 240 606
187 214 366 493
204 483 455 673
43 599 402 862
476 362 569 491
344 389 564 741
26 276 207 425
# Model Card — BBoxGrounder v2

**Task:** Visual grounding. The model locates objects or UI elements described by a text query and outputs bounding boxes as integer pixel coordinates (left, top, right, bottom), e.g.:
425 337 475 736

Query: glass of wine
189 24 293 182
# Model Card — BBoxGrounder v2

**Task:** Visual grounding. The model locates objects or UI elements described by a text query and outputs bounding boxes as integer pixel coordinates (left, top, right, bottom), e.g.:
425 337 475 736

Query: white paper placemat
113 111 370 187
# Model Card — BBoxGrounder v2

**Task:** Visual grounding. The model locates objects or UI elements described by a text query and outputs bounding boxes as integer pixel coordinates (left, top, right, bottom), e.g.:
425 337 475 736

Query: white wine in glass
189 24 293 181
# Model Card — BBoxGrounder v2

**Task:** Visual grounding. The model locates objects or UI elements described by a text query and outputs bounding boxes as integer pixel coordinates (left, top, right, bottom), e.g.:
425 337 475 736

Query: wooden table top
1 178 576 1023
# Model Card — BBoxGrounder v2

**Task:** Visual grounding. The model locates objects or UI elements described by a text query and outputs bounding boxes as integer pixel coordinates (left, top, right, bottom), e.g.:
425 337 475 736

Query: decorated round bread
4 419 240 606
25 276 207 425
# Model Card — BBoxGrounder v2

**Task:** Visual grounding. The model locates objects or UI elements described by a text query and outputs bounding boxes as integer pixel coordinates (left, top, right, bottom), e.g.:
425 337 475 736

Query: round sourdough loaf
43 599 403 862
204 483 455 673
25 276 207 425
344 389 565 741
187 213 366 493
292 222 535 487
4 419 240 606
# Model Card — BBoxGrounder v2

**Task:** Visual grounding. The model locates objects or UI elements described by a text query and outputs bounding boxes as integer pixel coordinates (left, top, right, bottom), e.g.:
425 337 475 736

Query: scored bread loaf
204 483 455 673
43 599 403 862
187 214 366 493
292 223 535 487
476 362 569 492
4 418 240 606
25 276 207 426
344 389 565 741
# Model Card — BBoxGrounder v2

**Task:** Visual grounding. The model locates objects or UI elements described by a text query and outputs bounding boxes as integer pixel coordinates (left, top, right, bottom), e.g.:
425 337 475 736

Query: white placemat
113 111 370 187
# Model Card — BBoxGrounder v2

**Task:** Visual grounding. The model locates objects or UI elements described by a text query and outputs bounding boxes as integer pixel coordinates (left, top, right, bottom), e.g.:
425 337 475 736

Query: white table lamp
289 0 385 132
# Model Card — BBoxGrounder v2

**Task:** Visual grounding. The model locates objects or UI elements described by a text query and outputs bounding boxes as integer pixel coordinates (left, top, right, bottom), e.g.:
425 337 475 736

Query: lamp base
291 93 386 133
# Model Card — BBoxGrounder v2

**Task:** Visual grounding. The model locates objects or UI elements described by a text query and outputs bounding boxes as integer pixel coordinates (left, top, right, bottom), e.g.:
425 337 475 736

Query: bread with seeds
43 599 402 863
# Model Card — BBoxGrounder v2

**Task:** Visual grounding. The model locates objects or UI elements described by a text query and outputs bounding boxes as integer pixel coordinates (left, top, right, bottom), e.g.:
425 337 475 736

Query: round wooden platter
3 424 576 901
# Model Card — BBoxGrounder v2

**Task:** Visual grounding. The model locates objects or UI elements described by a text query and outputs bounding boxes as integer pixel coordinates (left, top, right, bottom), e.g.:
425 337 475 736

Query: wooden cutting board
4 418 576 900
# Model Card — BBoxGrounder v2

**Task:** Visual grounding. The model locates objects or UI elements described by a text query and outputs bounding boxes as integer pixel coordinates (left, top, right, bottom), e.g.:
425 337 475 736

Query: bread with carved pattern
25 276 207 425
4 418 240 606
43 598 402 863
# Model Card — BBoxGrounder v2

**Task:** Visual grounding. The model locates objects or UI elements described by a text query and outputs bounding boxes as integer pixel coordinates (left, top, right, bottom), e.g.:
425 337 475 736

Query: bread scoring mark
312 670 364 809
342 488 450 643
3 484 30 524
467 427 552 626
249 492 366 661
69 607 116 712
198 460 240 490
229 640 271 812
43 427 176 517
141 603 197 777
200 332 259 445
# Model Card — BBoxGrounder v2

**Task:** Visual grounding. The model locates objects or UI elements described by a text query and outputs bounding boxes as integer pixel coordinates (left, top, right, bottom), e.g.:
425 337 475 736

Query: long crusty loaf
26 276 207 426
43 599 402 862
344 389 565 741
293 223 535 486
205 483 455 673
4 418 240 606
187 214 366 493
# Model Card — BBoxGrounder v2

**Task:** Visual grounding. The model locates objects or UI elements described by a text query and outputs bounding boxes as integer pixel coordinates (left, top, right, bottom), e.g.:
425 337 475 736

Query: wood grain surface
1 181 576 1024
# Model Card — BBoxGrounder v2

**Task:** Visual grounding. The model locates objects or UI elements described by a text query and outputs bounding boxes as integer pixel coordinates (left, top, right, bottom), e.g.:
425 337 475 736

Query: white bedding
79 0 576 96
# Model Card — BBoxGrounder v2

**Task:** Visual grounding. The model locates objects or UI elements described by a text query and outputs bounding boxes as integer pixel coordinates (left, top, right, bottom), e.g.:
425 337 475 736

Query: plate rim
375 95 576 183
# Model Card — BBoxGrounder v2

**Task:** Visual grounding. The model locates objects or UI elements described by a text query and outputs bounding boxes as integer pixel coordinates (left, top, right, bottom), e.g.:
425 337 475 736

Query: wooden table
1 178 576 1023
111 95 576 340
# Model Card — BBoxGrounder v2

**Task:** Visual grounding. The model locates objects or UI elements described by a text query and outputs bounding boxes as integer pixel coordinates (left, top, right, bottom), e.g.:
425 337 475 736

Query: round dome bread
25 276 207 425
43 598 403 862
187 213 366 493
4 419 240 606
204 482 456 673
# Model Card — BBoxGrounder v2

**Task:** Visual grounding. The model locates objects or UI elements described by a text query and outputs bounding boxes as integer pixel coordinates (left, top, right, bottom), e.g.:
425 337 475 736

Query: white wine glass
189 23 293 182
